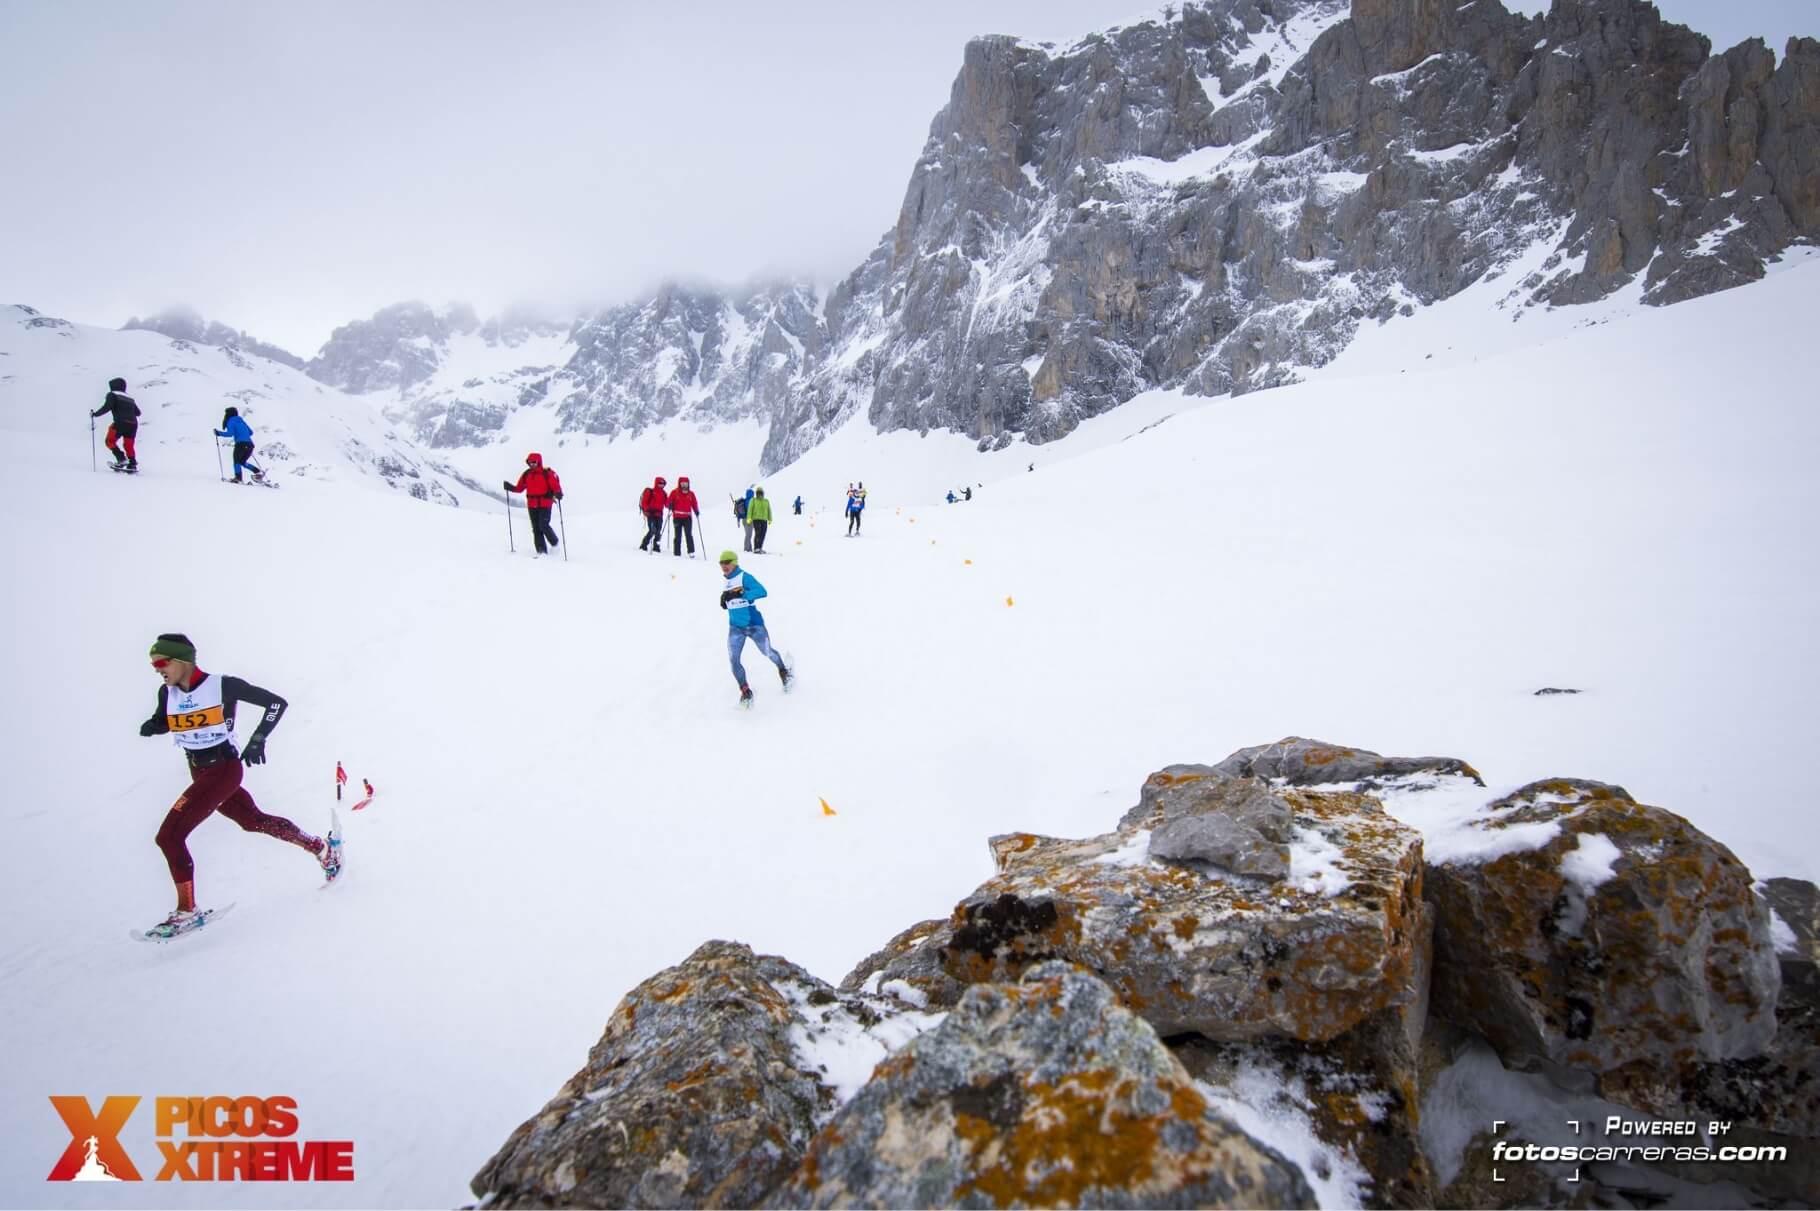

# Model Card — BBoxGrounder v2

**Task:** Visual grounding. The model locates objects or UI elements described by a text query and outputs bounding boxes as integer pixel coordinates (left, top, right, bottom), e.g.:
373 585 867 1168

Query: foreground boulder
944 775 1429 1044
1424 779 1782 1110
768 963 1315 1209
471 941 939 1208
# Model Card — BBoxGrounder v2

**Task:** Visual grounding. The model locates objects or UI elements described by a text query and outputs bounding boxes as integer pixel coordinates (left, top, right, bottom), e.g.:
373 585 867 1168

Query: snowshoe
739 685 754 710
132 902 234 943
318 812 344 887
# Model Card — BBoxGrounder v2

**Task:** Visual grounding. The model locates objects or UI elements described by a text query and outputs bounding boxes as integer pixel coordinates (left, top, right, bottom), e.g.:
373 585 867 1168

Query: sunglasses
151 657 172 670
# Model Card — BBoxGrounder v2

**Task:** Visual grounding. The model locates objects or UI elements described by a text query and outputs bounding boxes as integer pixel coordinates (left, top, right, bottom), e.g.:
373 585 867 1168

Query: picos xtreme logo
48 1095 353 1182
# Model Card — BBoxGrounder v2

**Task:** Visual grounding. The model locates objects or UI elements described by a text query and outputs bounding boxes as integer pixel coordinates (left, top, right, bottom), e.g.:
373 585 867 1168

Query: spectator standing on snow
638 476 668 553
718 550 793 707
91 377 141 471
504 453 563 557
669 475 699 557
748 487 774 553
214 407 266 483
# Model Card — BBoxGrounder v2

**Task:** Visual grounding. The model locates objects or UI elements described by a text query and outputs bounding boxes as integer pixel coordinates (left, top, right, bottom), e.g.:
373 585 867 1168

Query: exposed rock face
309 301 484 394
942 777 1429 1043
839 917 969 1011
768 963 1316 1210
1205 736 1483 788
470 940 935 1209
122 305 306 369
764 0 1820 470
1424 778 1782 1110
1144 769 1296 879
1175 994 1435 1209
533 282 824 443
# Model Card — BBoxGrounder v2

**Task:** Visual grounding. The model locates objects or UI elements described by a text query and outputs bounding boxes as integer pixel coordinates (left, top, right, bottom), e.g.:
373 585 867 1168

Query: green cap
718 550 738 564
149 634 197 663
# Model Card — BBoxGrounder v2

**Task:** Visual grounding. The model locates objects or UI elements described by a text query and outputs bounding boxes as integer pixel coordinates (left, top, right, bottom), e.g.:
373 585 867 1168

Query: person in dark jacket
504 453 563 556
669 475 700 557
137 633 336 937
732 492 750 552
213 407 265 482
638 476 668 553
793 495 803 515
90 377 141 470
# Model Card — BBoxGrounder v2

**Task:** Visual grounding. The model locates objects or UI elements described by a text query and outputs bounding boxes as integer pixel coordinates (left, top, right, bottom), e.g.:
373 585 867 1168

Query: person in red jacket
668 475 700 557
504 453 563 556
638 476 668 553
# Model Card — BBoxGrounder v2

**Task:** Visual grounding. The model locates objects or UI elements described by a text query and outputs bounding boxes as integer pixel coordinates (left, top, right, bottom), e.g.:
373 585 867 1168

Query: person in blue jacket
792 495 803 516
214 407 265 483
718 549 792 706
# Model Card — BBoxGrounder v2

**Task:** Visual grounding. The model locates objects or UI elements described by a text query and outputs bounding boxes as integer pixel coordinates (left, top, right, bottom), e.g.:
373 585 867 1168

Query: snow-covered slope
0 306 488 506
3 258 1816 1208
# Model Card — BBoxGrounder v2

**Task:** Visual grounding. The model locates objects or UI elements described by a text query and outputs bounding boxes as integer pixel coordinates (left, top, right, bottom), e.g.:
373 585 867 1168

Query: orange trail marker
820 797 838 817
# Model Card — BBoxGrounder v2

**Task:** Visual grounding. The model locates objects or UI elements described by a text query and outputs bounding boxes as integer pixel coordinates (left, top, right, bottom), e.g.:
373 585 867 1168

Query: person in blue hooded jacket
214 407 265 483
718 550 792 706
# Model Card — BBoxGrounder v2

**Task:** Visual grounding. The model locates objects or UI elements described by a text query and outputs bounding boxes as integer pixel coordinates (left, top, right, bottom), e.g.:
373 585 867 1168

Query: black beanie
109 377 126 392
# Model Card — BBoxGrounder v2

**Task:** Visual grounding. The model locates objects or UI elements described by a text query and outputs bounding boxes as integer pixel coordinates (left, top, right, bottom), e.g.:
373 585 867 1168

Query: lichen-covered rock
839 917 969 1011
1762 876 1820 1000
471 940 931 1209
1209 736 1483 789
1425 779 1782 1108
768 964 1315 1209
944 777 1430 1044
1174 987 1435 1209
1144 771 1295 879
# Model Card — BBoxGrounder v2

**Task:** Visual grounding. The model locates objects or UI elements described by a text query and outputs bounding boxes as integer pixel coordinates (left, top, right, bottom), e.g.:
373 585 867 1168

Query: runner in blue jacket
718 550 792 706
213 408 265 483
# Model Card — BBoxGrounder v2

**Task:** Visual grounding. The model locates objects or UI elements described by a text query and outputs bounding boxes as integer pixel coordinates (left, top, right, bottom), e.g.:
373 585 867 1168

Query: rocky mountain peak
121 305 306 370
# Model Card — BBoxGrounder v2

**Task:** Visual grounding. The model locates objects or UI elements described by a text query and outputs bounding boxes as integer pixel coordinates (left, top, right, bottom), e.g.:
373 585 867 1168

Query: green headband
149 637 197 663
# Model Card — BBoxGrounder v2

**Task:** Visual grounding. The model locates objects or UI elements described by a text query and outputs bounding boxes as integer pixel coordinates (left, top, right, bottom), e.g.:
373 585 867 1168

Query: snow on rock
768 963 1317 1209
472 941 934 1209
936 759 1429 1044
1420 779 1782 1107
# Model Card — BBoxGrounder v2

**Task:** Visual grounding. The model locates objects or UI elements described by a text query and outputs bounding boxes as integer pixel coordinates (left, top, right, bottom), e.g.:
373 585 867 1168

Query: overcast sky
2 1 1811 357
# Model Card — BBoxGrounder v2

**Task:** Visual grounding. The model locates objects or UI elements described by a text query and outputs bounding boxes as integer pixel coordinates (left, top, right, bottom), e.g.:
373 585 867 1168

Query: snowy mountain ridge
0 304 490 506
123 0 1818 485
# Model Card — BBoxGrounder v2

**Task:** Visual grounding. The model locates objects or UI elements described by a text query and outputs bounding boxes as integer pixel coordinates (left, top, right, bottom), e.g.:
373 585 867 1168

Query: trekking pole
505 496 515 553
89 416 97 471
214 437 225 481
557 499 569 561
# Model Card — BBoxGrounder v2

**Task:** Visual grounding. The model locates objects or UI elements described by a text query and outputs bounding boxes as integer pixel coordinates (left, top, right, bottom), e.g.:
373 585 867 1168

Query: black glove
241 738 267 765
553 491 563 501
502 480 514 493
727 586 744 599
139 718 160 737
719 590 733 609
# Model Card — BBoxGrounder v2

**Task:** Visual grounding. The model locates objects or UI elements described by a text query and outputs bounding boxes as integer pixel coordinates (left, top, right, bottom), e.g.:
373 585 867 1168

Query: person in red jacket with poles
669 475 700 557
504 453 563 556
638 475 668 554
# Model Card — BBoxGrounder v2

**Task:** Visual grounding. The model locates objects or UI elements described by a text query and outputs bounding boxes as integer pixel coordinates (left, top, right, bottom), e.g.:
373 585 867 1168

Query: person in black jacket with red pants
90 377 141 470
505 452 563 556
137 633 337 938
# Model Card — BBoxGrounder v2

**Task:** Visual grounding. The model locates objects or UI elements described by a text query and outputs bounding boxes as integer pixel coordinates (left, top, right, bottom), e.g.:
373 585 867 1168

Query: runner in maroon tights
139 633 338 934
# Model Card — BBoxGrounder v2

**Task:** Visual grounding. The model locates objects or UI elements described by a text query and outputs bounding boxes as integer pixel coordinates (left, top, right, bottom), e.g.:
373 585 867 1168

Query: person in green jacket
748 487 774 553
